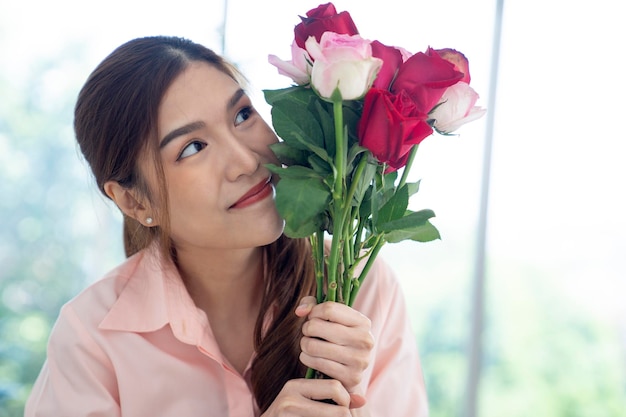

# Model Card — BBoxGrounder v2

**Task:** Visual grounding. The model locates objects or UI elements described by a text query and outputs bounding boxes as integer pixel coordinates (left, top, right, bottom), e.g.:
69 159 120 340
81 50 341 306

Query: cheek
257 124 281 164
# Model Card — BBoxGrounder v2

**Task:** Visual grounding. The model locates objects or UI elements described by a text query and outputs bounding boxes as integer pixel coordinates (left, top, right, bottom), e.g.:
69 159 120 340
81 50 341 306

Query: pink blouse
25 246 428 416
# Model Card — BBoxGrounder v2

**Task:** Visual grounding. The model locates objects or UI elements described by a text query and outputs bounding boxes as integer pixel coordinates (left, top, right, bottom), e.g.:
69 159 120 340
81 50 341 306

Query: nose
223 134 260 181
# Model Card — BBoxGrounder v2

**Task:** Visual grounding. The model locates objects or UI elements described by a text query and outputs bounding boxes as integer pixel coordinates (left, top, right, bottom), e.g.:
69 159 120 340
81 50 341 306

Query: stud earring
146 217 153 225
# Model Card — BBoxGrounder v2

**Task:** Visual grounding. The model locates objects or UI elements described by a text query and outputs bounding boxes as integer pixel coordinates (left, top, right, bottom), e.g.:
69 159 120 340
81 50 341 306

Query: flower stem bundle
266 1 486 376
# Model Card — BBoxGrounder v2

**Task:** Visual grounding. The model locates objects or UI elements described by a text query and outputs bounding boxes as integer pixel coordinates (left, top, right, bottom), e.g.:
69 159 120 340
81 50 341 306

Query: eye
177 140 206 160
234 106 254 126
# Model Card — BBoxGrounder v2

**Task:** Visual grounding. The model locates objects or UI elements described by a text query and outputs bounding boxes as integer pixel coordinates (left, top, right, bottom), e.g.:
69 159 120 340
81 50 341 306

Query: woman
25 36 428 417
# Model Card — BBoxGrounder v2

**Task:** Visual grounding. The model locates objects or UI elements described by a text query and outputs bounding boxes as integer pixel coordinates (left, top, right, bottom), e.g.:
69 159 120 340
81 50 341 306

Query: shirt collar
97 244 273 370
98 245 214 348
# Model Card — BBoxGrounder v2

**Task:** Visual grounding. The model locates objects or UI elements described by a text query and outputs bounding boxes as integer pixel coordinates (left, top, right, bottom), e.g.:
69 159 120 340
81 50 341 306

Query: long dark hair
74 36 315 412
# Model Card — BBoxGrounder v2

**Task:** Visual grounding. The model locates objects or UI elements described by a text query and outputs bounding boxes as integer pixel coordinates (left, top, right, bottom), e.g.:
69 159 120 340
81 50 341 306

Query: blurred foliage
0 46 122 416
478 261 626 417
1 44 625 417
414 259 626 417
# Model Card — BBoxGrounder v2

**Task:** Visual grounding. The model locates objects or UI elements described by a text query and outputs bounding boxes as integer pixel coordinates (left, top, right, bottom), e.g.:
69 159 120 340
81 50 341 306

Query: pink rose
294 2 359 49
392 47 464 114
268 40 312 85
358 88 433 171
306 32 382 100
429 82 487 134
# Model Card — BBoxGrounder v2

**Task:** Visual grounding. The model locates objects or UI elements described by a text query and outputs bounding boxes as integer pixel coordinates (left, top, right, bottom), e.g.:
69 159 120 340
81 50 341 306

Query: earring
146 217 153 225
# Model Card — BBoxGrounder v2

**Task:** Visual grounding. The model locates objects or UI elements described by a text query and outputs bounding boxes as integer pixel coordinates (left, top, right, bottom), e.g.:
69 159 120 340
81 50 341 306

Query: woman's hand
261 378 352 417
295 296 374 408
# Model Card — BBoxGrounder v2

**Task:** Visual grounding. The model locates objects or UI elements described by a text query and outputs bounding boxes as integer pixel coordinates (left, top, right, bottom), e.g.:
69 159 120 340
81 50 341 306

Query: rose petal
294 4 359 49
371 41 404 90
392 51 464 114
358 89 433 171
433 48 471 84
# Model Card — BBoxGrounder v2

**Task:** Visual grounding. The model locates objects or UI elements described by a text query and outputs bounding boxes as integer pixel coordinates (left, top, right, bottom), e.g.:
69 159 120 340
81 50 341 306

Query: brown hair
74 36 315 412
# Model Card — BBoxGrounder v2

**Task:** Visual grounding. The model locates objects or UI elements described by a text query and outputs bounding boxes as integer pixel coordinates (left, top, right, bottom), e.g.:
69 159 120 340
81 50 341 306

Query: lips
230 176 273 209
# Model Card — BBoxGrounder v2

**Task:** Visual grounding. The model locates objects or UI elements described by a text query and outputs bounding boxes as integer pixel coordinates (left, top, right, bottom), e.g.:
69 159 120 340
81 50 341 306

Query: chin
266 218 286 244
245 215 285 248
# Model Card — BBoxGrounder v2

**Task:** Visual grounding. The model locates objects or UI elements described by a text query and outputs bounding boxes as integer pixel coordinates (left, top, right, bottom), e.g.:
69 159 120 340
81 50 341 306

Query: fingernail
349 393 367 409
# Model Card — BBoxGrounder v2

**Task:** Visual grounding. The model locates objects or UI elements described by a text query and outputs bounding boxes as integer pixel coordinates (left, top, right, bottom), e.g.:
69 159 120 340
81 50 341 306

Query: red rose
433 48 471 83
392 48 464 114
370 41 404 90
294 3 359 49
358 88 433 172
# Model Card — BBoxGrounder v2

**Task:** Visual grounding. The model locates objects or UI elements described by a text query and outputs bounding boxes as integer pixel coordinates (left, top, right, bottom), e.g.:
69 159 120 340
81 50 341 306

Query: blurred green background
1 1 625 416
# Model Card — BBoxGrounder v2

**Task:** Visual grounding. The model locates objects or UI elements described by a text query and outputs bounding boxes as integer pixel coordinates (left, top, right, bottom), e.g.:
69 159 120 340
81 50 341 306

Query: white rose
305 32 382 101
430 82 487 134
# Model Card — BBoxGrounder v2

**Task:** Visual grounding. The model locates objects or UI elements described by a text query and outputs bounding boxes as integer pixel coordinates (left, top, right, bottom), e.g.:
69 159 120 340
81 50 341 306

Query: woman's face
147 62 284 252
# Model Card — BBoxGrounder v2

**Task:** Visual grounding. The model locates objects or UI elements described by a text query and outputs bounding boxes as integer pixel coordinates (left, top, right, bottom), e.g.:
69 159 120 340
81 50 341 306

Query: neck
175 246 265 320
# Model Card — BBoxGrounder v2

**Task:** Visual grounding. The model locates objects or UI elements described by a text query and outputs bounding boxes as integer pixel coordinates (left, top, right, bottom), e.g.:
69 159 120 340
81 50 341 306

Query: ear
104 181 156 227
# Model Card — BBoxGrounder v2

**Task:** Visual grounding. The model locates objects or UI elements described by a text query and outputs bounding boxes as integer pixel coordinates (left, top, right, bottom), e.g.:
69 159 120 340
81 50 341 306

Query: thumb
349 393 367 409
295 296 317 317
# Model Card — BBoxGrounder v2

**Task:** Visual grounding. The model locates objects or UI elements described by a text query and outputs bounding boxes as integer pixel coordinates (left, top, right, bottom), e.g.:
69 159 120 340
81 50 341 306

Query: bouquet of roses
266 3 485 310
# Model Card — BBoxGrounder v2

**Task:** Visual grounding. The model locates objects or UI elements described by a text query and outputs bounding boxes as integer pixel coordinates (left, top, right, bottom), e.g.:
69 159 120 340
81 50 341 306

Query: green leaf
271 104 333 164
269 142 309 166
375 184 409 227
342 99 363 147
384 220 441 243
274 177 331 238
264 87 317 107
372 169 400 211
271 104 324 150
311 99 336 159
346 144 368 172
308 154 333 176
351 156 377 207
284 213 325 238
267 165 322 179
377 170 398 193
378 209 436 233
359 187 373 221
370 184 381 229
407 180 421 197
266 87 346 167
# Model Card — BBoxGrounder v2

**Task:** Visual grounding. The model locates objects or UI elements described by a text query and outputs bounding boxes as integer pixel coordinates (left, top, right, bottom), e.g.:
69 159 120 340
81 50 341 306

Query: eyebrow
159 121 206 149
227 88 246 111
159 88 247 150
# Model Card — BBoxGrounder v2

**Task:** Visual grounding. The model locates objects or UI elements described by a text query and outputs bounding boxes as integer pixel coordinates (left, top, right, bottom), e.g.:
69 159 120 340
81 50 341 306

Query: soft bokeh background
1 1 625 416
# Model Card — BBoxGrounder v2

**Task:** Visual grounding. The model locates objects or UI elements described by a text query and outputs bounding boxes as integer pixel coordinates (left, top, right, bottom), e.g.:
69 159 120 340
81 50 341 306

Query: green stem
311 230 325 304
399 144 419 189
332 99 346 203
326 99 346 302
348 235 385 307
342 213 353 303
337 154 367 303
342 153 368 225
354 212 364 257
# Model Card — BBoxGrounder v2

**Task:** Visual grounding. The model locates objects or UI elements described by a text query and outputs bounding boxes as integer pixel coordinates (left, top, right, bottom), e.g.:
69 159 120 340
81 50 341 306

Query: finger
295 296 317 317
349 393 367 409
307 302 371 328
294 378 351 408
300 335 370 370
300 350 365 390
268 379 352 417
302 318 375 349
